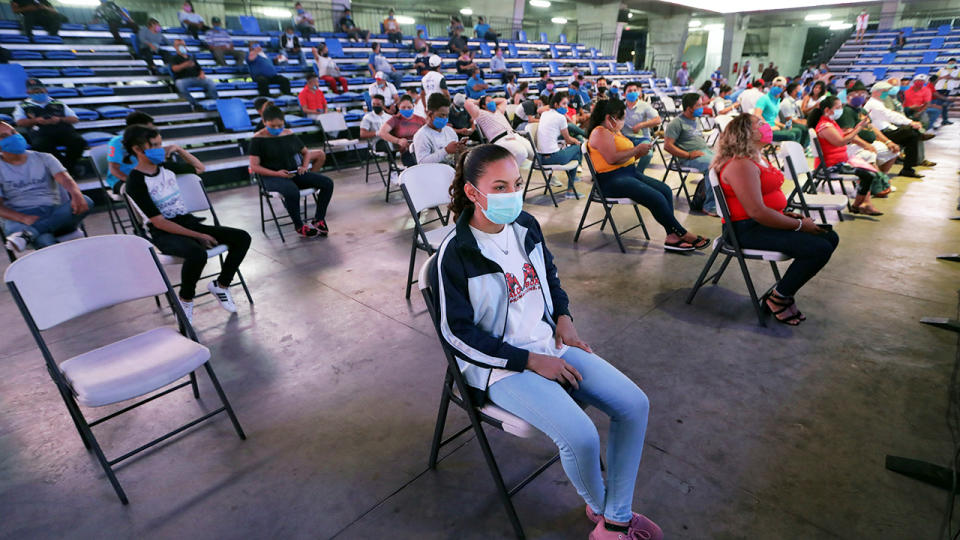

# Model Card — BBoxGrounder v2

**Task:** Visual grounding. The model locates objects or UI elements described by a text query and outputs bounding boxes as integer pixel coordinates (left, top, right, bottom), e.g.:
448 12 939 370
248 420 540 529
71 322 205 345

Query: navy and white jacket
433 207 571 405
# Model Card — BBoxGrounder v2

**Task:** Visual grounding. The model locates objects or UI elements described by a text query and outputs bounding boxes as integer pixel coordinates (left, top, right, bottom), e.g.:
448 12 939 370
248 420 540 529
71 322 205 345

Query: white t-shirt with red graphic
471 224 567 386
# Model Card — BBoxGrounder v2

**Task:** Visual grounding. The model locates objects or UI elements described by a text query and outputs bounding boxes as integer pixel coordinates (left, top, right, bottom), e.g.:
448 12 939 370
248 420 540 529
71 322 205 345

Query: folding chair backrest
317 111 348 132
580 141 596 179
399 163 455 213
89 143 111 181
217 98 253 132
714 114 733 133
176 174 212 215
661 98 677 113
4 236 168 331
808 129 828 168
524 122 539 143
505 103 518 122
779 141 809 175
0 63 28 99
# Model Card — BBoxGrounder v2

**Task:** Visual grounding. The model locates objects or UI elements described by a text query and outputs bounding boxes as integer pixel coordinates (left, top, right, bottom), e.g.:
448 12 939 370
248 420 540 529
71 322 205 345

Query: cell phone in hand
816 223 833 232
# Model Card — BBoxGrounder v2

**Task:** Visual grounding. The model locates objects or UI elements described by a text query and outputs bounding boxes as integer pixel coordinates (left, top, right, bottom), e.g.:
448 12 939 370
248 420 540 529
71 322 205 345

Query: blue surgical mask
556 106 567 115
30 92 50 105
267 127 284 136
899 85 909 92
485 100 497 112
0 133 28 154
472 183 523 225
144 147 166 165
177 45 188 55
768 86 783 97
432 117 448 130
850 95 867 108
625 91 639 102
399 108 414 118
693 107 704 117
832 108 843 120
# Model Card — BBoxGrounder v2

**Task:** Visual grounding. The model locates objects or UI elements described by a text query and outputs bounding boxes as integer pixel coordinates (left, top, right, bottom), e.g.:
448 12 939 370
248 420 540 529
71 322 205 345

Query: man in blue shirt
247 41 291 96
752 76 803 144
465 68 488 99
367 42 404 89
489 46 507 82
474 16 498 46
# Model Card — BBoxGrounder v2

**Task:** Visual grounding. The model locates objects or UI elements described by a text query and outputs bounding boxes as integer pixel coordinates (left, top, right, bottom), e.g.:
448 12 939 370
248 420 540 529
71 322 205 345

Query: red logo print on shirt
505 263 541 304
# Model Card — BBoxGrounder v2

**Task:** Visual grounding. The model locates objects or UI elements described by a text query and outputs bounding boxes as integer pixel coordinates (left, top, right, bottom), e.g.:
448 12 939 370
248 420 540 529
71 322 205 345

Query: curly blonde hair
710 113 762 172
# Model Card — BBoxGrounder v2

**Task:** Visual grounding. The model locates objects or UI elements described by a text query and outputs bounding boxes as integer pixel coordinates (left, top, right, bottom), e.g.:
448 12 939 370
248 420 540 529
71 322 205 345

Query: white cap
375 71 386 80
452 93 466 107
913 73 928 82
429 54 442 67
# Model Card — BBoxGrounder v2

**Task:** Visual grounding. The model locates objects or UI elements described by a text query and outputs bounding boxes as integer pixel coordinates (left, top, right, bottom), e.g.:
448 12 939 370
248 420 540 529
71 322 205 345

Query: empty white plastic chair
398 163 456 298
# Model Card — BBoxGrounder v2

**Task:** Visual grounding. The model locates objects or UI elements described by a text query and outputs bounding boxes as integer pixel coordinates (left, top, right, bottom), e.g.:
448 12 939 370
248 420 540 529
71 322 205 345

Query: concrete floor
0 126 958 540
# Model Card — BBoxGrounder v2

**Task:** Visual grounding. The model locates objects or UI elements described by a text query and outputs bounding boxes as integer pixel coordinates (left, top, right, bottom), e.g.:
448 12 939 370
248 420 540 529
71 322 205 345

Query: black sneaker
312 219 329 236
297 224 320 238
899 168 924 178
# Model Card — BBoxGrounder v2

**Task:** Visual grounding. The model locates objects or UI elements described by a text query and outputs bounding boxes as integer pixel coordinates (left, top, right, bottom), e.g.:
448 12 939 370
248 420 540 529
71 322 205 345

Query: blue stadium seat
11 50 42 60
549 44 558 59
236 81 258 90
48 87 79 98
922 51 939 64
284 114 314 127
217 98 253 132
26 68 60 77
415 24 428 38
197 99 219 112
0 21 19 29
45 51 76 60
478 42 491 57
938 25 952 35
239 16 263 35
81 132 116 146
929 38 945 50
559 34 567 44
344 109 363 122
96 105 133 118
570 45 579 59
0 113 12 123
325 38 345 57
521 62 533 75
0 35 29 43
517 30 527 42
539 32 548 43
80 86 115 96
0 64 28 100
507 43 518 58
329 91 361 103
215 82 238 91
71 108 99 121
32 35 63 44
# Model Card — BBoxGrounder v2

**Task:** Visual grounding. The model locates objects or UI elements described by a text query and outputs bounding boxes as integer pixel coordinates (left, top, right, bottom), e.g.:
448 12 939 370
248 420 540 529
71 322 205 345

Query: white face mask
832 107 843 120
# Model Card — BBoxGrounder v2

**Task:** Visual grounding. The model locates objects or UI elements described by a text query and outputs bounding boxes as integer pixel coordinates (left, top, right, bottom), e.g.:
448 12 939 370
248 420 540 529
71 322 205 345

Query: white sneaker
207 281 237 313
565 190 579 199
4 231 27 253
179 298 194 324
549 178 565 188
890 186 897 192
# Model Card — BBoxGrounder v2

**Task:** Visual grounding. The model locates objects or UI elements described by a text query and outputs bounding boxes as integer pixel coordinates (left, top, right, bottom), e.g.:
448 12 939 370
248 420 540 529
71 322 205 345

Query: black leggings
150 216 251 301
882 127 921 169
254 75 291 97
730 219 839 297
262 172 334 229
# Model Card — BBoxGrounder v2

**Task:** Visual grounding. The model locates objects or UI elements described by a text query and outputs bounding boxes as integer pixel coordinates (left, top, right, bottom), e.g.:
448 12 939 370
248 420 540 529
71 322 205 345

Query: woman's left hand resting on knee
554 314 592 353
528 351 583 389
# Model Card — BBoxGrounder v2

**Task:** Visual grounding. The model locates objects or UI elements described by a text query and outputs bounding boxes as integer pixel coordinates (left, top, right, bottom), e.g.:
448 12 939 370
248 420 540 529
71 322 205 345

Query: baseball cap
375 71 386 80
452 93 466 107
913 73 928 82
26 78 45 91
871 81 892 93
428 54 442 67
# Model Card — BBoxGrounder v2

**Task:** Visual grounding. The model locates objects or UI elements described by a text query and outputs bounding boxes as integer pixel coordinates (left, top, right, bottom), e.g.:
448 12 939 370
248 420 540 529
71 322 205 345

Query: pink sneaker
585 506 663 540
588 519 631 540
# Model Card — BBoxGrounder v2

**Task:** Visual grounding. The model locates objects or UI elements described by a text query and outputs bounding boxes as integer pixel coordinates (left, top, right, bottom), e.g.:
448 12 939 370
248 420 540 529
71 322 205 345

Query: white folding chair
89 144 132 234
521 123 577 207
3 235 245 504
574 142 649 253
125 174 253 306
398 163 456 298
707 114 734 146
780 140 849 221
316 111 362 170
686 170 792 326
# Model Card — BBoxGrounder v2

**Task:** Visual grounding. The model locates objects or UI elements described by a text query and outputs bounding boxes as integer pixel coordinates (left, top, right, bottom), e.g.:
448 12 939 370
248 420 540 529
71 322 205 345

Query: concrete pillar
878 0 901 31
720 14 748 81
512 0 525 37
646 12 691 75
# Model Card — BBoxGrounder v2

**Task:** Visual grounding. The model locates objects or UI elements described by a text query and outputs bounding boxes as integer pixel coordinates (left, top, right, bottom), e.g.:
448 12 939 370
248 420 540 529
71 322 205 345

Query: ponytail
448 144 515 222
806 95 838 129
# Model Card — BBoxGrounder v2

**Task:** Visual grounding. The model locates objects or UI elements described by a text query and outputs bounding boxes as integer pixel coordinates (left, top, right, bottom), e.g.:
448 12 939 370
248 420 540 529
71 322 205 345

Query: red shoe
297 224 320 238
312 219 329 236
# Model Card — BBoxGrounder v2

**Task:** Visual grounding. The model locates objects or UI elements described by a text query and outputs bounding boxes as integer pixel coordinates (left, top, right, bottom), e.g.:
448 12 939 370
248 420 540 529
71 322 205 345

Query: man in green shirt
664 93 716 214
836 80 899 195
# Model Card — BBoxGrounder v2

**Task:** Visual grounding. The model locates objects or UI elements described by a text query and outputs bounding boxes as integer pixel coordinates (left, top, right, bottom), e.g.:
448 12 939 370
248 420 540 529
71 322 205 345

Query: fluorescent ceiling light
395 15 415 24
818 20 834 27
628 12 633 19
805 13 832 21
258 7 292 18
530 0 551 7
551 17 568 24
688 20 702 27
830 22 853 30
652 0 865 14
460 8 473 15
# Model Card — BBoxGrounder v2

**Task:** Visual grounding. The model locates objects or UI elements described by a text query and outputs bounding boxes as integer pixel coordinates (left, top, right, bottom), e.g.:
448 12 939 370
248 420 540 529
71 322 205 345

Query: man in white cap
367 42 404 89
902 73 933 128
367 72 399 114
416 54 448 118
863 81 925 177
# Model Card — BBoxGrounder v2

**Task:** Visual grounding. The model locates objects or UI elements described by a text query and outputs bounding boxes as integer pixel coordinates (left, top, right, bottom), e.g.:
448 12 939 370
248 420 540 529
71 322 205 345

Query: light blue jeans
174 77 217 106
487 346 649 523
540 144 582 188
678 152 716 214
2 196 93 249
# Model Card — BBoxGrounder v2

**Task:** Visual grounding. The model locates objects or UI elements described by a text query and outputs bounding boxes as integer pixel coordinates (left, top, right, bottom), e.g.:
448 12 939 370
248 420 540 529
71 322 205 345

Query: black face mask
321 52 329 57
372 106 383 114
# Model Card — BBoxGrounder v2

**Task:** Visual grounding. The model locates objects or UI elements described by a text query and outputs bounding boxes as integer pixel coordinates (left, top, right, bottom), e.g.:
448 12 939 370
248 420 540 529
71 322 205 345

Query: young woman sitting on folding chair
437 144 662 540
586 99 710 252
712 113 840 326
809 97 884 216
249 105 335 239
123 125 251 321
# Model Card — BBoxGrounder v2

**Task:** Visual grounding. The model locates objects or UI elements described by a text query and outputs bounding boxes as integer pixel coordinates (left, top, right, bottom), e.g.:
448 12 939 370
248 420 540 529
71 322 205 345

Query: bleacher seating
0 18 656 197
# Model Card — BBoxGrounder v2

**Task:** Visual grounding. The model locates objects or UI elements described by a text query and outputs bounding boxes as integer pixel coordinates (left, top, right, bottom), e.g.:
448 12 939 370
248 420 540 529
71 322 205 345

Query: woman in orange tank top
712 113 839 325
586 99 709 252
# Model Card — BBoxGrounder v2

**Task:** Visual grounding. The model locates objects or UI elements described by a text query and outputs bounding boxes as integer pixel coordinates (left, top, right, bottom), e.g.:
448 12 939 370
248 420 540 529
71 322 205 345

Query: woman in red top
810 96 882 215
712 113 839 325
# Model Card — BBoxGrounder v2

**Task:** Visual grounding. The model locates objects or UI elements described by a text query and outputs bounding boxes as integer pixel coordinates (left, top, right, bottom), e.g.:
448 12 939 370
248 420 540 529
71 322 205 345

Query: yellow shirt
589 127 635 173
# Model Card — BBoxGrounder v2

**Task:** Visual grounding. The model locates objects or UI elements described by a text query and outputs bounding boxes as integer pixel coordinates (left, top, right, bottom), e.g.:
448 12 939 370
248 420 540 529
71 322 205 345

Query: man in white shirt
360 94 390 140
416 55 448 118
855 10 869 42
935 58 959 96
367 73 399 113
864 81 924 177
737 80 764 117
536 92 582 197
367 42 404 89
413 93 465 165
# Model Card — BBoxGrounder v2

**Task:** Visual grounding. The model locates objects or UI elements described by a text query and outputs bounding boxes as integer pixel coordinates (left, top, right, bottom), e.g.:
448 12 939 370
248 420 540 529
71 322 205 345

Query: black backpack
689 177 707 212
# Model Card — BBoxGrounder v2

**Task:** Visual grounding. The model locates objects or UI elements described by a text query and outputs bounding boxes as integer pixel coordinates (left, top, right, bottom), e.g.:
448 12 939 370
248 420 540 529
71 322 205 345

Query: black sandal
692 235 710 250
664 239 695 252
762 291 804 326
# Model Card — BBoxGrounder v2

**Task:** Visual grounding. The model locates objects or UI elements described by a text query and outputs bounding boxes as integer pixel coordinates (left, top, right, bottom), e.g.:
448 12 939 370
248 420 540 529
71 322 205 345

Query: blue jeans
540 144 582 188
174 77 218 106
488 346 649 523
626 136 653 174
597 166 687 237
2 196 93 249
930 99 950 124
677 152 716 214
383 70 404 90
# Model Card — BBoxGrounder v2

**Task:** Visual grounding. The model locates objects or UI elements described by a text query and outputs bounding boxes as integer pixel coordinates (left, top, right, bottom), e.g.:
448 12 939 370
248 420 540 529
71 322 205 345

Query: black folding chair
809 128 859 196
419 254 563 540
686 170 792 326
254 168 322 243
574 142 650 253
662 155 703 205
4 235 245 504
